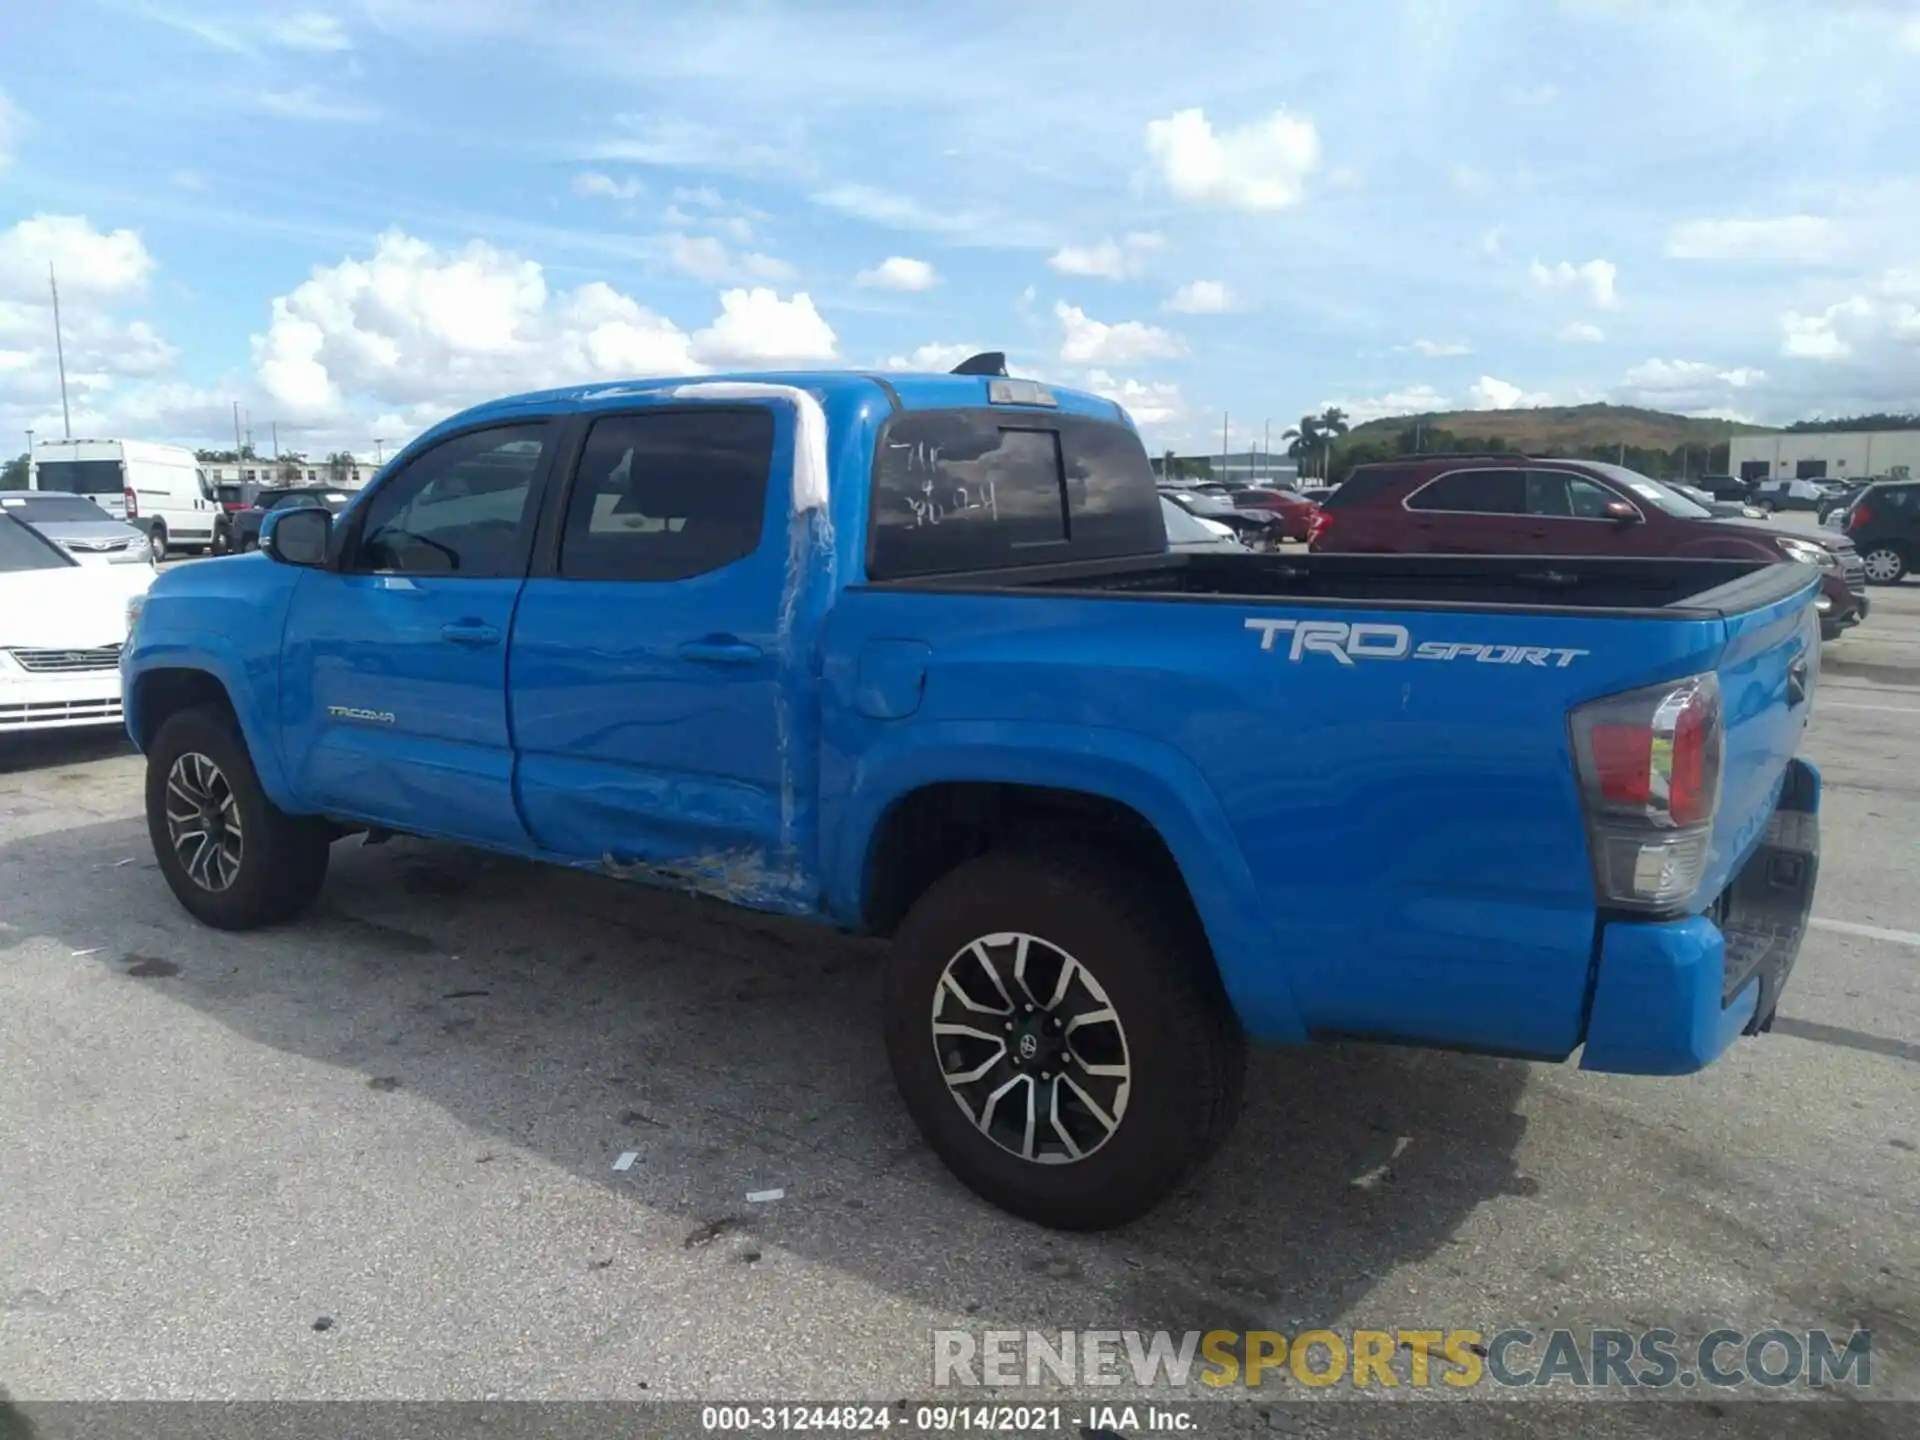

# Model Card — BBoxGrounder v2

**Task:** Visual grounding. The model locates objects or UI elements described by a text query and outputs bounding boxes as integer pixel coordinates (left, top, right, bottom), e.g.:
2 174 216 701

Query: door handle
1787 657 1809 706
679 638 764 666
440 621 501 647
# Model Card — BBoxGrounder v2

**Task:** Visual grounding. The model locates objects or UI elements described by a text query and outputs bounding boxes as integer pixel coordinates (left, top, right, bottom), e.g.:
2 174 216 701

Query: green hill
1343 403 1775 454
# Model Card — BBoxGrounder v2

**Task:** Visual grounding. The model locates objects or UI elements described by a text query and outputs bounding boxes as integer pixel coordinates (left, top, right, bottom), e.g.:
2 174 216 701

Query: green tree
1314 407 1350 481
324 451 356 484
1282 417 1320 476
1 452 27 488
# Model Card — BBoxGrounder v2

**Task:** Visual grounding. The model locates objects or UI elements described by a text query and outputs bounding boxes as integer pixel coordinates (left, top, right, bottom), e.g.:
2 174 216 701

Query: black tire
1758 499 1776 513
1861 545 1907 586
147 522 168 565
145 705 332 930
210 526 229 556
240 533 259 553
1821 620 1843 642
884 847 1245 1230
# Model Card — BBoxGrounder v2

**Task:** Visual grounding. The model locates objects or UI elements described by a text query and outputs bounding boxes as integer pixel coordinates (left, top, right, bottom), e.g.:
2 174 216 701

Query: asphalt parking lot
2 527 1915 1434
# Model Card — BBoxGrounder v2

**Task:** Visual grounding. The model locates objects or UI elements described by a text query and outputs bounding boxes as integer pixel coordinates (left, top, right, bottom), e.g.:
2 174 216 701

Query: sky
0 0 1917 461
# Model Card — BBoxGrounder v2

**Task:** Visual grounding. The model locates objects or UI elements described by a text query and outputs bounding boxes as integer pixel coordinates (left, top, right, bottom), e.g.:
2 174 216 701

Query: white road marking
1821 702 1920 715
1810 917 1920 949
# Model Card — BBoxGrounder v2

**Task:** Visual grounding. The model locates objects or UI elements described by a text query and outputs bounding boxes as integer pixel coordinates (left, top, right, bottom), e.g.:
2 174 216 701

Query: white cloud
856 256 940 291
1165 280 1237 314
0 214 155 300
1615 358 1768 414
811 183 975 233
0 216 182 434
1144 107 1320 211
257 88 377 123
269 13 352 52
1479 226 1506 259
664 233 794 284
1665 215 1839 263
691 287 837 367
1557 322 1606 343
1049 233 1165 280
1450 165 1493 197
1902 17 1920 50
882 342 979 372
666 234 733 282
573 171 645 201
1468 375 1555 409
1404 338 1471 357
249 230 713 422
1081 370 1187 426
0 88 19 173
597 114 810 180
1054 302 1187 365
1530 257 1618 308
1314 386 1450 425
1779 270 1920 364
169 169 209 192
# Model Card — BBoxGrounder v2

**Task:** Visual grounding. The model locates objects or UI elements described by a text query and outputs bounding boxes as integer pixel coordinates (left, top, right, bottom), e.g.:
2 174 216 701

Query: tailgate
1699 575 1820 904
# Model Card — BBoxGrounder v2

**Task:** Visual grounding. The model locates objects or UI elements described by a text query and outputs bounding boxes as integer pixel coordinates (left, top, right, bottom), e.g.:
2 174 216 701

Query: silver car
0 493 153 566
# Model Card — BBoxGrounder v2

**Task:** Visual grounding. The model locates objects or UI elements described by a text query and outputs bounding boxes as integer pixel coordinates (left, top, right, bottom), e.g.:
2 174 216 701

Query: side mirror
261 505 331 567
1603 500 1639 523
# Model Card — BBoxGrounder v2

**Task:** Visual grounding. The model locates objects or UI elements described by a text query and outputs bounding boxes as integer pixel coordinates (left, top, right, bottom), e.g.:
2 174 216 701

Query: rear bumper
1579 758 1820 1076
1819 569 1868 627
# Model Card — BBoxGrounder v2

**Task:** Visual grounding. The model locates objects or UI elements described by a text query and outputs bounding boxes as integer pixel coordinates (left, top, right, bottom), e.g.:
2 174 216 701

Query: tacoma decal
327 705 397 724
1245 618 1588 668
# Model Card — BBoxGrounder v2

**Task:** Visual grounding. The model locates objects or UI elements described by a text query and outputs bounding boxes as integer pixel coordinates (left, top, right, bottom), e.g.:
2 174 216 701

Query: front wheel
146 705 333 930
1862 546 1907 585
883 848 1245 1230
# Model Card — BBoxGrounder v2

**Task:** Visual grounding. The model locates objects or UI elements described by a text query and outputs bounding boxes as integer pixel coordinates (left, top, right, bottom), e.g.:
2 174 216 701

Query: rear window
868 410 1163 579
0 514 74 571
1317 469 1404 509
33 459 123 496
1407 468 1527 514
0 494 112 522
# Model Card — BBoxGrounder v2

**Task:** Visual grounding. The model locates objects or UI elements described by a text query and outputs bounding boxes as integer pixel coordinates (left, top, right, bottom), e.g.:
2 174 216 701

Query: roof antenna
950 351 1008 377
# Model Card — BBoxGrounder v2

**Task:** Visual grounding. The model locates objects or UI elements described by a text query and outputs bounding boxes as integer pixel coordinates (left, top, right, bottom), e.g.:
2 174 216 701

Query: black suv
1843 480 1920 584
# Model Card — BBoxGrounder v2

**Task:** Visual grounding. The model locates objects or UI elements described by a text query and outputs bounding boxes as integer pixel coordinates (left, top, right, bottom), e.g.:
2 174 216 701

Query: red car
1226 486 1318 542
1309 455 1869 638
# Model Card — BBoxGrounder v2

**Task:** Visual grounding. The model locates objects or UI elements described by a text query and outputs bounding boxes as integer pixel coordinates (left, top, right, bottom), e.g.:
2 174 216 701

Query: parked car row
1307 455 1872 639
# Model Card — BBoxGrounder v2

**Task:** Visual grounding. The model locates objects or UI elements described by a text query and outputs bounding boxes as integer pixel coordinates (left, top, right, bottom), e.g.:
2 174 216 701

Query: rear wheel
146 522 168 565
1861 546 1907 585
884 847 1244 1230
146 705 332 930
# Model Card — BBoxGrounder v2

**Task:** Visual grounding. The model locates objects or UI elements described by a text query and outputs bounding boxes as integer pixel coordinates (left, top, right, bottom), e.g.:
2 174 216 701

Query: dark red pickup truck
1309 455 1869 638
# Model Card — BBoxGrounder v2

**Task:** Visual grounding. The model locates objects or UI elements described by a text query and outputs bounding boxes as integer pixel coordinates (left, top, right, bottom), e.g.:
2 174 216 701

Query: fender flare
825 720 1307 1043
124 637 298 812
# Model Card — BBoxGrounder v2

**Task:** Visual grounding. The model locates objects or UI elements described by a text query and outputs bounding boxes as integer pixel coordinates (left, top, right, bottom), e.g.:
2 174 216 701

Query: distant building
1153 450 1300 484
1727 431 1920 485
198 457 380 488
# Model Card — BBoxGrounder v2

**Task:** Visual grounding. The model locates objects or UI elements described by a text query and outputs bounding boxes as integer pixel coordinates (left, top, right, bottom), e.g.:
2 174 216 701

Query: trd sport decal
1245 618 1588 668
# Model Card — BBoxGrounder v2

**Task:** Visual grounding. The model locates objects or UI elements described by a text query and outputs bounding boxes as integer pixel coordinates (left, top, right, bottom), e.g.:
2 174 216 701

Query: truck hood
0 564 154 649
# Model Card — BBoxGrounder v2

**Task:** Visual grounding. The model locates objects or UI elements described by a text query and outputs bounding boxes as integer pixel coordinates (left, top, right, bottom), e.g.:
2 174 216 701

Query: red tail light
1848 502 1874 529
1570 673 1724 909
123 486 138 519
1307 510 1334 547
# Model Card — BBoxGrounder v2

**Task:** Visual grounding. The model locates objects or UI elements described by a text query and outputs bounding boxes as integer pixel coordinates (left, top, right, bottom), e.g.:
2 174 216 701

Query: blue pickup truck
122 360 1823 1229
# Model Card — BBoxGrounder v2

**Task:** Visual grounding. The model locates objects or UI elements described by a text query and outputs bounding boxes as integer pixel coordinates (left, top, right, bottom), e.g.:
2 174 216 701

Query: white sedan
0 513 155 735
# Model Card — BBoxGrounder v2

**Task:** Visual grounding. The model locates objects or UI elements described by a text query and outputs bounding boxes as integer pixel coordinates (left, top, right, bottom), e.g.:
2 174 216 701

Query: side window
1407 469 1526 514
351 424 548 577
559 409 774 582
1525 472 1619 519
1526 471 1572 517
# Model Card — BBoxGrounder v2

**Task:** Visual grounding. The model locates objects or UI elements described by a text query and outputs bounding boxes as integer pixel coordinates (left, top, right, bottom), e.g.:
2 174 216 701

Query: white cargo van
30 439 220 563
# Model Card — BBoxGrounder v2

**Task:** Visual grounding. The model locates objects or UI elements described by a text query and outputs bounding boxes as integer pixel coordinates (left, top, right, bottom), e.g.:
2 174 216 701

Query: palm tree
1315 407 1350 482
1282 416 1320 478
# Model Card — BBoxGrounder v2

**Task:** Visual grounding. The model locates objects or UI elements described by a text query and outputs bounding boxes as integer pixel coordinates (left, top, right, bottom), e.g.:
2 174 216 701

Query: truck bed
862 550 1809 618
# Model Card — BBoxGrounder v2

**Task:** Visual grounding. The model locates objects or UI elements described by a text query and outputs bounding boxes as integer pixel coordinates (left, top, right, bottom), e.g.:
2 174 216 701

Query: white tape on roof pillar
669 382 829 512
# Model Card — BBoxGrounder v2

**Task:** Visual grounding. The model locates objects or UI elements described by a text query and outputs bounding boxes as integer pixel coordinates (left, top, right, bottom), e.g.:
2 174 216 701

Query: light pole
24 428 32 485
49 265 71 439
